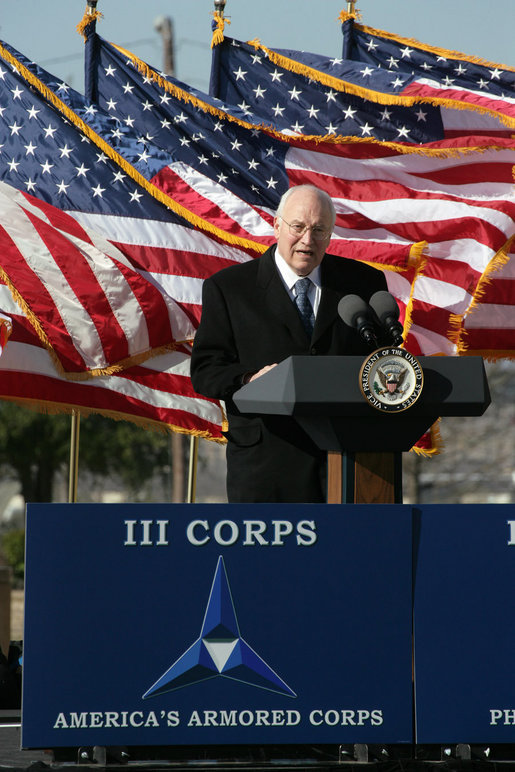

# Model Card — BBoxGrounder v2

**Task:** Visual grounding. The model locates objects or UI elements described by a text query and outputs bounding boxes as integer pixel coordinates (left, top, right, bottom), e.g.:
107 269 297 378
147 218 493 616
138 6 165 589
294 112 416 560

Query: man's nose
300 227 315 244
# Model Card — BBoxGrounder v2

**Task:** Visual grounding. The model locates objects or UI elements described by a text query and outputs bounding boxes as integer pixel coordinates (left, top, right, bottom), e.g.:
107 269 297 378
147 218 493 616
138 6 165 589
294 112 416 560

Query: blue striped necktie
294 277 315 337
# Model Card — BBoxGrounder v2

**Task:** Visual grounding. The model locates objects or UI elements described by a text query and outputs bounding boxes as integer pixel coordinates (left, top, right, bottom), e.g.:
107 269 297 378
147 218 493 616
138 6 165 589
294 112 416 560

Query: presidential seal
359 348 424 413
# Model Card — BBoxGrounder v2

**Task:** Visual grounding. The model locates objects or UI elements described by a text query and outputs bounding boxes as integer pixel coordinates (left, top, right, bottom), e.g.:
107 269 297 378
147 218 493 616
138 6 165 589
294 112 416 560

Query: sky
1 0 514 95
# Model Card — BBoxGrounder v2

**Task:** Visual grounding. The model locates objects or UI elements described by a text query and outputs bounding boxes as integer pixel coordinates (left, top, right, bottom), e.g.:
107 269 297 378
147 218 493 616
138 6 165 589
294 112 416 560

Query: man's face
273 189 333 276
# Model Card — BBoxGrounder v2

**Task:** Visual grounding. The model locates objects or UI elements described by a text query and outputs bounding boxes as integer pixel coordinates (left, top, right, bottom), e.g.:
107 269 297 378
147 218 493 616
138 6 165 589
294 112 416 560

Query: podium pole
327 450 402 504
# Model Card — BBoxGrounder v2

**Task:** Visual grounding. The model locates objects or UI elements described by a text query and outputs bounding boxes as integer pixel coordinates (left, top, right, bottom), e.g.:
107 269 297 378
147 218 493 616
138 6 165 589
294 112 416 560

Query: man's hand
248 363 278 383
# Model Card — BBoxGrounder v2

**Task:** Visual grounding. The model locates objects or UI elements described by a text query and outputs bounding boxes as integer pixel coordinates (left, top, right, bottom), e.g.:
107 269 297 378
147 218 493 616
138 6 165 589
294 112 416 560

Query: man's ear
273 217 281 239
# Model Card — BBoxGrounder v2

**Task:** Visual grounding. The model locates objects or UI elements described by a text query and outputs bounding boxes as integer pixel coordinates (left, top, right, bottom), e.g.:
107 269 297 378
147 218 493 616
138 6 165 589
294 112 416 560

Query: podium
234 355 490 504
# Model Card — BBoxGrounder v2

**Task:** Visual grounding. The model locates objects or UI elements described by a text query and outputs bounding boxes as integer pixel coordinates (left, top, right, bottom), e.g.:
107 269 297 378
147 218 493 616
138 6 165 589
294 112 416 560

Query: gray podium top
233 355 490 452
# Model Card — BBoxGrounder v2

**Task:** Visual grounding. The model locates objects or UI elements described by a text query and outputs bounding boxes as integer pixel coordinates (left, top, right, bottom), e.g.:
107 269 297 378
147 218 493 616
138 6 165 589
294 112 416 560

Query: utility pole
154 16 175 75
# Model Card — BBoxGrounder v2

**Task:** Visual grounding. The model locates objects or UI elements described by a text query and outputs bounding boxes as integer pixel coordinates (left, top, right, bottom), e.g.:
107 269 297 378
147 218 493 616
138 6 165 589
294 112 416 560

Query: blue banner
414 504 515 743
22 503 413 748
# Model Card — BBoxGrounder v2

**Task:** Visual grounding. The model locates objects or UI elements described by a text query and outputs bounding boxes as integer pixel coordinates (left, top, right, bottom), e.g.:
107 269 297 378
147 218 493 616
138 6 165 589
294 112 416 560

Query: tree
0 403 175 503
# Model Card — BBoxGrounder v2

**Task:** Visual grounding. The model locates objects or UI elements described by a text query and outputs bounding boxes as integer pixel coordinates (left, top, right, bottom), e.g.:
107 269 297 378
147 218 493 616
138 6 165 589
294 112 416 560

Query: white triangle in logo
203 639 238 673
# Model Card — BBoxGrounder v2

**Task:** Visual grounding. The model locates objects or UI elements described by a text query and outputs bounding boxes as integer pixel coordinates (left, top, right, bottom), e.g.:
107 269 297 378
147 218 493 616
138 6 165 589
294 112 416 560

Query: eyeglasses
279 217 331 241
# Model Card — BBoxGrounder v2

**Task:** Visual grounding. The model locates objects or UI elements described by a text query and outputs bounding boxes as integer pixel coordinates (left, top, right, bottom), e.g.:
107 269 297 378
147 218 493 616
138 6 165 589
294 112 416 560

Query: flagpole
68 411 80 503
347 1 356 12
187 436 199 503
214 0 226 18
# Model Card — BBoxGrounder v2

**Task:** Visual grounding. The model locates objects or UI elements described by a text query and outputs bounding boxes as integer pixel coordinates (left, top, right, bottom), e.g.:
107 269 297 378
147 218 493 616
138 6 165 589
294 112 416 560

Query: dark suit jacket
191 245 387 503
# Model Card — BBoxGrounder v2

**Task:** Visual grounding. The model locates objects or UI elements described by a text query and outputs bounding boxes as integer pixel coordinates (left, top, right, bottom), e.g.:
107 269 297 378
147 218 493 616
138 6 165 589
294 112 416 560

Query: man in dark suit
191 184 387 503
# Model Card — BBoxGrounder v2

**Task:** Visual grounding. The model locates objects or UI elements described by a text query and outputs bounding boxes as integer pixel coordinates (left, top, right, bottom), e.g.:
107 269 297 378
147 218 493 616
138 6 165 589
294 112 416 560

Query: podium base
327 451 402 503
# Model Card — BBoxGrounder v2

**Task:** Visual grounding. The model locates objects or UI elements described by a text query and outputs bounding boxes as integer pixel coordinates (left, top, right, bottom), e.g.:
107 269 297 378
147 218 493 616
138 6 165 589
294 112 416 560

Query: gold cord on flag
76 9 103 40
211 11 231 48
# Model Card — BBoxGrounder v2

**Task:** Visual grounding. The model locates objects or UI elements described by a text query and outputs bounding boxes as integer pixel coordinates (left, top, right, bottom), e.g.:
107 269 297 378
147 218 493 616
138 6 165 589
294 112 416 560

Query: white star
44 124 58 139
198 154 209 165
307 105 319 118
217 172 228 184
237 100 252 115
11 86 23 100
292 121 304 133
124 115 135 127
159 93 171 105
272 103 285 117
415 108 427 122
123 82 134 94
343 106 357 120
454 63 467 76
160 118 171 129
213 121 223 132
490 68 502 80
56 82 69 94
391 77 405 89
288 86 302 100
174 112 187 124
442 76 455 87
179 137 191 147
253 84 266 99
421 61 433 71
129 190 143 202
231 139 242 151
141 100 153 111
92 184 105 197
111 127 124 140
24 141 37 156
7 158 19 172
96 152 108 164
84 105 98 117
400 46 413 58
26 106 40 119
366 38 379 52
75 163 89 177
56 180 69 194
138 149 150 163
379 107 391 121
247 159 259 170
325 89 337 103
396 125 410 139
0 67 6 80
25 178 36 192
360 66 374 77
250 54 262 64
387 56 399 69
330 57 343 66
233 67 247 81
270 69 283 82
325 122 337 135
477 78 489 89
113 171 125 183
265 147 276 157
266 176 278 189
40 160 54 174
106 98 117 111
59 144 73 158
360 123 373 136
104 64 117 77
9 122 22 136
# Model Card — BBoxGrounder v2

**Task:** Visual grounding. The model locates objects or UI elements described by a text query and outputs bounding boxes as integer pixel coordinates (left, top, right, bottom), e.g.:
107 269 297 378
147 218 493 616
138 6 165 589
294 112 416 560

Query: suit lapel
312 258 340 343
257 247 310 345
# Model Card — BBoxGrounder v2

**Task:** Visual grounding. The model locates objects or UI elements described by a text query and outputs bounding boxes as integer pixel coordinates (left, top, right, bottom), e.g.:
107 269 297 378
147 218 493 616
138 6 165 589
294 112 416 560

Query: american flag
0 39 263 438
340 12 515 138
339 12 515 359
207 30 515 359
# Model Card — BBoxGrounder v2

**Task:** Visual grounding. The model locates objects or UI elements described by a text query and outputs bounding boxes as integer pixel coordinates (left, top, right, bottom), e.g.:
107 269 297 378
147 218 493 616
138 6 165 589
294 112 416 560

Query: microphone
338 294 378 350
369 291 404 346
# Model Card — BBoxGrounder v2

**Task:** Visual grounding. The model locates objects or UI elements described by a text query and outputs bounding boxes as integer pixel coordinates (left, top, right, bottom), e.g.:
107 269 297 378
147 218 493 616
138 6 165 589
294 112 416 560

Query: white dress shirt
274 250 322 316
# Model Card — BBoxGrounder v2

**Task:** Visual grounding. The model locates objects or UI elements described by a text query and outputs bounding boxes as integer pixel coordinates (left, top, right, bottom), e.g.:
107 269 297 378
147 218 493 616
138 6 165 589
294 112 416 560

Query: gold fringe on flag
449 234 515 357
411 420 443 457
76 9 103 40
0 394 227 442
211 11 231 48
